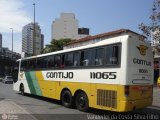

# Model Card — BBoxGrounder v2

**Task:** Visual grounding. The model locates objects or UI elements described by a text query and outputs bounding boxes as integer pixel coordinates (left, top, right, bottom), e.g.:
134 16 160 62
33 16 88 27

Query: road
0 82 160 120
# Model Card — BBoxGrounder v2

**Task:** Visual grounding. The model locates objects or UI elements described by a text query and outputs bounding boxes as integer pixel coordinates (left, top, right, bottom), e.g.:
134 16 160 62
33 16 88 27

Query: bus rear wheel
75 91 89 112
20 84 25 95
61 90 73 108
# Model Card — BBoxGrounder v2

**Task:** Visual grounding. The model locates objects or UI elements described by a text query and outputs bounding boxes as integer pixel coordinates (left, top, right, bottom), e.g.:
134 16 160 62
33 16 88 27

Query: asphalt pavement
0 82 160 120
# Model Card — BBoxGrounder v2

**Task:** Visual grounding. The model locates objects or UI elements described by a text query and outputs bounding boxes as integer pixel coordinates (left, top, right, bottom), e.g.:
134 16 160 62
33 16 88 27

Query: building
0 33 2 48
0 47 21 74
51 13 89 40
22 23 44 56
0 47 20 60
64 29 145 50
41 34 44 50
151 26 160 82
78 28 89 35
147 26 160 82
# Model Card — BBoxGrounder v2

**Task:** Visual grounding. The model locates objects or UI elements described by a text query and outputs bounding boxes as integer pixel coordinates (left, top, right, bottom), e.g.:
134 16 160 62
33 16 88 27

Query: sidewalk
0 99 37 120
152 86 160 107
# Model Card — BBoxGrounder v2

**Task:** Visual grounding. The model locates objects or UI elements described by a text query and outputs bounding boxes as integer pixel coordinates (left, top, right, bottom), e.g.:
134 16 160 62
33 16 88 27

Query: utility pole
10 28 13 73
33 3 35 56
10 28 13 60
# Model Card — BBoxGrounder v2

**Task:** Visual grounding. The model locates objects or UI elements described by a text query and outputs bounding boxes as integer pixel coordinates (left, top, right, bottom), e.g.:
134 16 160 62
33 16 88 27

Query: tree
41 38 72 54
139 0 160 45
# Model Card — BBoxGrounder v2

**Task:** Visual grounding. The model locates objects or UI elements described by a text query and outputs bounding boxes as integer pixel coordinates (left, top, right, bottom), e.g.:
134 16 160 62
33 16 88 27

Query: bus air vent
97 89 117 109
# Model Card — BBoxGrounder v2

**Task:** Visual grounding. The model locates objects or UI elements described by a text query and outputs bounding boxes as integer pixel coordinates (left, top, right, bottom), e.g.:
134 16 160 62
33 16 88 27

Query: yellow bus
13 30 153 112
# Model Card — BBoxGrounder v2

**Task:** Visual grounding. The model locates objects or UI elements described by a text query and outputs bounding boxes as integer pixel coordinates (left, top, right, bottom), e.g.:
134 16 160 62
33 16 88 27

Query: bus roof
17 29 146 61
17 39 117 61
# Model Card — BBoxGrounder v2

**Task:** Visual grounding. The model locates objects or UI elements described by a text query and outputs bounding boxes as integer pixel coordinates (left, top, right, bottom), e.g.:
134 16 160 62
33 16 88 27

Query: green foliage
41 38 72 54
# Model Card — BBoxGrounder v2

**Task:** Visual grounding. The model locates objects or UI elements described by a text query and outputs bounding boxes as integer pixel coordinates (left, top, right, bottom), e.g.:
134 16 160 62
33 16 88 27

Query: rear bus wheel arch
74 90 89 112
61 88 73 108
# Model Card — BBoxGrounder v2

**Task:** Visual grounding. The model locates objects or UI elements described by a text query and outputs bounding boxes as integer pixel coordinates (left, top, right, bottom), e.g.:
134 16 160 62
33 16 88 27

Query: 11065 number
90 72 117 79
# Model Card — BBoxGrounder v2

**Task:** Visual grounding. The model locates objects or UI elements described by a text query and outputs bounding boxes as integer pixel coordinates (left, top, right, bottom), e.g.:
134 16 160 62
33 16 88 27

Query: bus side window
54 55 61 68
42 57 48 68
80 51 89 66
21 60 27 71
28 59 36 70
80 50 94 66
37 57 47 69
65 53 73 67
47 55 54 68
61 54 65 68
73 52 80 67
106 45 119 65
95 48 104 66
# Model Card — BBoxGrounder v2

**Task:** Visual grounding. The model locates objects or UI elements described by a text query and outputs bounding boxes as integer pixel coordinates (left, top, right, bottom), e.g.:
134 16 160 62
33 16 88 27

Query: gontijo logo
19 72 24 80
137 45 148 56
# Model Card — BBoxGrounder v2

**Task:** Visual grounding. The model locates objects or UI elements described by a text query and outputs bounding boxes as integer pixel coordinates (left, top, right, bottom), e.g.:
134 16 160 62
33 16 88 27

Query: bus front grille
97 89 117 109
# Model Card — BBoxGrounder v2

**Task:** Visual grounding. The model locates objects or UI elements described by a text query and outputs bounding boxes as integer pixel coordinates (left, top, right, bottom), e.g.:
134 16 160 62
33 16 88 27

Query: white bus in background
13 30 153 112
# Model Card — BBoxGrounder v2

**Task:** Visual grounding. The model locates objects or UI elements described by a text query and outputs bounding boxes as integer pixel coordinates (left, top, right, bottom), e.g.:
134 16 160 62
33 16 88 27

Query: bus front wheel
20 84 25 95
61 90 73 108
75 91 89 112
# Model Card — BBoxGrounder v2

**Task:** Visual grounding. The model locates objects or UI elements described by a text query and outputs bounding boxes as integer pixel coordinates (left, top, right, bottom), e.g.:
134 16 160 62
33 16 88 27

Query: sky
0 0 153 54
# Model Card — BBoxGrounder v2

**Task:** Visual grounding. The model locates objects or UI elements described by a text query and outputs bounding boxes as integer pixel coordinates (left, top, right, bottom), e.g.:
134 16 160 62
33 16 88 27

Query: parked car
2 76 14 84
0 75 4 82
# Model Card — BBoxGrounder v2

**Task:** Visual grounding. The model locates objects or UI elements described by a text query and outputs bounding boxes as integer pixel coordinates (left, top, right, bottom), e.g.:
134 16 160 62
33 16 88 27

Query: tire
75 92 89 112
61 90 73 108
20 84 25 95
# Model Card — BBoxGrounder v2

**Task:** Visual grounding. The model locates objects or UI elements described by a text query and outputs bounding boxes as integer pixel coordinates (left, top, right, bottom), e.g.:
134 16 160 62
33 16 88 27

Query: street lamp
10 28 13 59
